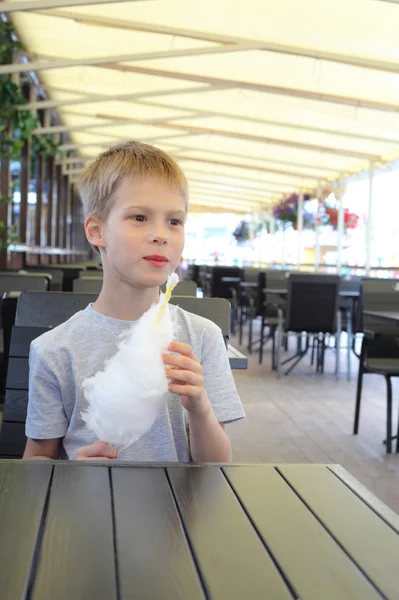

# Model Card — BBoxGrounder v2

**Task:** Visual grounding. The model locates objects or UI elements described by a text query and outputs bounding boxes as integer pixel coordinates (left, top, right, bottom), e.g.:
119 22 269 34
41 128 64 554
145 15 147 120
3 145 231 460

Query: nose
149 225 168 245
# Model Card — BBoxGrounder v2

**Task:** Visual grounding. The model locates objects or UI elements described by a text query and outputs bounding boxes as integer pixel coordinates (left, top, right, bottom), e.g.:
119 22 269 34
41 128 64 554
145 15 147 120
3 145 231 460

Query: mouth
143 255 169 268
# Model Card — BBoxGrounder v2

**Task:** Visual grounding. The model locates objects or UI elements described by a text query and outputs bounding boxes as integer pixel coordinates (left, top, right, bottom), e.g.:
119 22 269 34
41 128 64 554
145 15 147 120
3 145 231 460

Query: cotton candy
81 273 179 448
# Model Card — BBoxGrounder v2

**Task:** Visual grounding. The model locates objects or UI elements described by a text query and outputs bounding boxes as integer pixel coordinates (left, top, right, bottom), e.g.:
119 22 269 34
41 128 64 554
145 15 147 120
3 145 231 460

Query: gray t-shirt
26 304 245 461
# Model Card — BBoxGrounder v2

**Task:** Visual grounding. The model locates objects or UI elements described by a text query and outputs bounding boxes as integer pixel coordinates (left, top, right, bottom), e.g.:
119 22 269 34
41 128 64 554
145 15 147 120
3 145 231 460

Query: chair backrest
0 292 230 458
16 291 98 327
209 266 243 299
285 274 340 333
20 268 63 290
0 273 50 294
170 296 230 340
161 280 197 296
362 278 399 335
79 270 104 278
243 267 260 283
73 277 103 293
263 270 288 317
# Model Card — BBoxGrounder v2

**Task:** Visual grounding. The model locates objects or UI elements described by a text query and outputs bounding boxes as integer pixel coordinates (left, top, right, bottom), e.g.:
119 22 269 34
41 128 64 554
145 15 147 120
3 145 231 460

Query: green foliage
0 20 62 252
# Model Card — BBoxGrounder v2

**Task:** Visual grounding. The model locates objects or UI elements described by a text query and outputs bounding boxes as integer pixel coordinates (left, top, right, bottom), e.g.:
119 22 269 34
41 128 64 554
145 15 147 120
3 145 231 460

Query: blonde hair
78 140 188 221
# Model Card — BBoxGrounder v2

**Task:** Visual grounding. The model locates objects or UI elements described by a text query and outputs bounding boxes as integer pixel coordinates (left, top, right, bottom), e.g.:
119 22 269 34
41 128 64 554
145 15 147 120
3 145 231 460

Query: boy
23 141 245 462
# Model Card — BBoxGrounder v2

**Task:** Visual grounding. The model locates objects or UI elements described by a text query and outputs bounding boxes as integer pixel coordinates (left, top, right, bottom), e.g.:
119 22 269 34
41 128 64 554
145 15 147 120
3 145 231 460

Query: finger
77 456 113 462
165 368 201 386
168 383 200 396
83 441 119 459
167 341 197 360
162 353 200 372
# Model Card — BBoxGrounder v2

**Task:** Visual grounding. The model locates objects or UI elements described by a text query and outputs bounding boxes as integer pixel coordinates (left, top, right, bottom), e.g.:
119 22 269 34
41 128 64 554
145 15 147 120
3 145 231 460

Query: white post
297 190 304 269
315 182 321 271
366 160 375 276
270 216 276 266
337 172 345 274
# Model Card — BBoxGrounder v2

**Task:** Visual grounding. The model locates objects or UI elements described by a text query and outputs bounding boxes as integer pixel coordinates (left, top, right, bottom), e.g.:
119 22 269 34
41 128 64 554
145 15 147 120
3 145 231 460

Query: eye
132 215 146 222
170 218 183 226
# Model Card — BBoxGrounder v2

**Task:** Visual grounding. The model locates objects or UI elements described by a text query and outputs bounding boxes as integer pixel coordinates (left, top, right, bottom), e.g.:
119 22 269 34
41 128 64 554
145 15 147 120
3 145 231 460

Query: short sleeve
200 322 245 424
25 342 68 440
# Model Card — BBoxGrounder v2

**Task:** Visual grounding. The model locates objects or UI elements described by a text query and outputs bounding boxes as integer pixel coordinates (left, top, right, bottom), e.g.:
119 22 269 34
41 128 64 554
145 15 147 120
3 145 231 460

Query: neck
92 277 160 321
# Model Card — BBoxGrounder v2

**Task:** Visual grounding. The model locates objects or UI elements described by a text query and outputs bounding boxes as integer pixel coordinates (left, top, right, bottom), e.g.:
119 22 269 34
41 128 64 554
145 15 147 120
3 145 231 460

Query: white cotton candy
81 275 179 448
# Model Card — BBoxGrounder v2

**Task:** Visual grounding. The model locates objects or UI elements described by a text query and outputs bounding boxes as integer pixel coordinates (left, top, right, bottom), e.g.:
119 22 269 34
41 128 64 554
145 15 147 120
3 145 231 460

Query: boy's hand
76 440 119 461
163 341 211 417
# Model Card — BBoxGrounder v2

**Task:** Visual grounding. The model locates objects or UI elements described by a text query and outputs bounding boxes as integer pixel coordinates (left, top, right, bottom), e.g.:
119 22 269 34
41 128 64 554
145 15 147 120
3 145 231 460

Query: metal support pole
315 182 321 271
297 189 304 269
337 172 345 274
366 160 375 276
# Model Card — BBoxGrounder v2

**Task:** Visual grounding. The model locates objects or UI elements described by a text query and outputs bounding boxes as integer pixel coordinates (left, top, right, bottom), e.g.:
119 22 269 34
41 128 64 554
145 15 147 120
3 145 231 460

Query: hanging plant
272 193 314 229
232 220 251 243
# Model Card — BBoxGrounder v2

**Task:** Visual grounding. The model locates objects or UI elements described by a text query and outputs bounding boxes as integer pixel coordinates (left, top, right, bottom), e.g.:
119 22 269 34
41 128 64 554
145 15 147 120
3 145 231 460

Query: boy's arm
23 437 61 460
188 401 232 462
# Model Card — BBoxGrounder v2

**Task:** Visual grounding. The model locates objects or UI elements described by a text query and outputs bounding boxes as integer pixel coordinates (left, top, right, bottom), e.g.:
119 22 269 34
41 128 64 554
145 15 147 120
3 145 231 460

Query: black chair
353 278 399 453
0 291 98 458
73 277 103 293
258 270 288 364
338 275 362 380
161 280 197 297
275 274 341 378
20 268 64 291
0 292 230 458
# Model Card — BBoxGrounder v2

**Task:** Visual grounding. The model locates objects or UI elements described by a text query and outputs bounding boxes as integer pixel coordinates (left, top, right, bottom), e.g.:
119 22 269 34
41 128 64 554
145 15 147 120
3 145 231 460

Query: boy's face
87 177 186 288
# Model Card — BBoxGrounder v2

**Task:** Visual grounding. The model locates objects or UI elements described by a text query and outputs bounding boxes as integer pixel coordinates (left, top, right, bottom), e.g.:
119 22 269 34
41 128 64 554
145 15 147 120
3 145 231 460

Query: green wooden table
0 462 398 599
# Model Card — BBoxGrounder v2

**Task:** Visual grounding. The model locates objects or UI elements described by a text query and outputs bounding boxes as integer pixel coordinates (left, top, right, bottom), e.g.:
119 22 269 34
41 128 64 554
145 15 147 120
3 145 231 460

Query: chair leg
276 327 282 379
353 339 366 435
396 407 399 453
311 336 316 365
346 309 352 382
239 302 244 346
271 327 276 370
259 313 265 364
385 375 393 454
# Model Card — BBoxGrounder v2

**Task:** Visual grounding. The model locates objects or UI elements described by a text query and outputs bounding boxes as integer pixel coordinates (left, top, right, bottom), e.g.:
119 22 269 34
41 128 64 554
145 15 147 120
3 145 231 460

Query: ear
84 215 106 248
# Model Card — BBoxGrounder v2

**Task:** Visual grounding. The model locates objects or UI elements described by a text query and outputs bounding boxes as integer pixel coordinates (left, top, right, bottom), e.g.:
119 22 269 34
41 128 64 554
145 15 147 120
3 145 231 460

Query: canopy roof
4 0 399 213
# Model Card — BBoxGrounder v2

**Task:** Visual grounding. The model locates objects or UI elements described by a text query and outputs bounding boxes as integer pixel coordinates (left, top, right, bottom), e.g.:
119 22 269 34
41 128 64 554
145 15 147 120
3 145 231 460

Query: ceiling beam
35 8 399 75
183 168 309 191
179 155 334 179
105 64 399 114
0 0 149 12
174 148 340 174
34 116 379 160
32 112 201 134
59 133 194 151
0 43 259 76
188 178 283 197
168 125 379 160
19 84 227 111
190 188 273 204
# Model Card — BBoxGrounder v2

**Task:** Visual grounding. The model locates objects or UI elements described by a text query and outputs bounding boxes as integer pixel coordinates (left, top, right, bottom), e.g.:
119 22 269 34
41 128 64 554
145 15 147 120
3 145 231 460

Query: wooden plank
32 465 117 600
167 466 293 600
224 465 383 600
0 422 26 457
10 326 50 357
280 464 399 599
3 389 29 422
111 467 205 600
7 357 29 389
0 462 53 599
328 465 399 534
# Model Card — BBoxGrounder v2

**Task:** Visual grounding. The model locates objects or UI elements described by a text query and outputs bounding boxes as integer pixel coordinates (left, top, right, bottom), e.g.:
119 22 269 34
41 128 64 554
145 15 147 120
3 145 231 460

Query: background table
1 461 398 600
364 310 399 324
